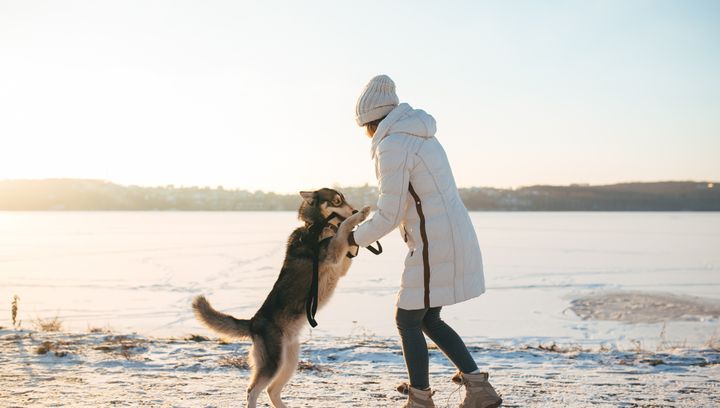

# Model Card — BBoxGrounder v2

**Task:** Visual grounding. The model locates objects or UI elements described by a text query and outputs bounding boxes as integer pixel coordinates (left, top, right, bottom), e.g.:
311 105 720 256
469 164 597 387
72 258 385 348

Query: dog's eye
332 197 342 206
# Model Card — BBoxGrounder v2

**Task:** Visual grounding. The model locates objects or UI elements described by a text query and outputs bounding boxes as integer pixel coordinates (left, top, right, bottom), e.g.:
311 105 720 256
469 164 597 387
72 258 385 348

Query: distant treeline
0 179 718 211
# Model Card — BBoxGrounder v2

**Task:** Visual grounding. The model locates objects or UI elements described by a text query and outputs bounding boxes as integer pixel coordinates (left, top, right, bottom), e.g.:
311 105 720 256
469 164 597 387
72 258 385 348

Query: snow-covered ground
1 211 719 406
1 330 718 407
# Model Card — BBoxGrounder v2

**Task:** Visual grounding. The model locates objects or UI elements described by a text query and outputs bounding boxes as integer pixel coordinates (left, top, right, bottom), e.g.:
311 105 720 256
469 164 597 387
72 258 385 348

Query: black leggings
395 307 478 390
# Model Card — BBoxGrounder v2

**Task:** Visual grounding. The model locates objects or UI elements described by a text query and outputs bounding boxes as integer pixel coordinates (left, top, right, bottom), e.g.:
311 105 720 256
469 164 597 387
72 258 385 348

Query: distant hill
0 179 718 211
460 182 719 211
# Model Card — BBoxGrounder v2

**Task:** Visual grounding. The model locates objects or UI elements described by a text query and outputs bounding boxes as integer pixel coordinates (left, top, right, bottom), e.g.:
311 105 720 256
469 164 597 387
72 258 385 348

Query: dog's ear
299 191 315 205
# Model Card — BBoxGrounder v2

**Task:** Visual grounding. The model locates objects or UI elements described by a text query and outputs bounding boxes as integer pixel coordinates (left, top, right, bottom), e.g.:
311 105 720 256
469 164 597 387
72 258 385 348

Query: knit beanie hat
355 74 399 126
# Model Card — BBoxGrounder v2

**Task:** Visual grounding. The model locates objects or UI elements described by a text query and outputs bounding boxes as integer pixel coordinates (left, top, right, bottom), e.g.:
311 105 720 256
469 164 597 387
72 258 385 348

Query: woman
348 75 502 408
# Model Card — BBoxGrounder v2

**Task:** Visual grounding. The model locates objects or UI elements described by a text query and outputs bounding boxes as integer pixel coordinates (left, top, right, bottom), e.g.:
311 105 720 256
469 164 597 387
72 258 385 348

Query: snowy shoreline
2 328 719 407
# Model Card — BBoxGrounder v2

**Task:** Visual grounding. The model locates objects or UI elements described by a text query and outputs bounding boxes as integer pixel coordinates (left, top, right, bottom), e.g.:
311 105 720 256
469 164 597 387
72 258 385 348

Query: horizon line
1 177 717 194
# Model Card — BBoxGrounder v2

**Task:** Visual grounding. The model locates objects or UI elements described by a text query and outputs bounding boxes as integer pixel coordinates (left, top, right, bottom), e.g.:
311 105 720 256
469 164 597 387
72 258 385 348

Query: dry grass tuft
641 358 665 366
706 335 720 352
297 360 322 372
538 342 563 352
88 325 112 334
217 355 250 370
217 355 322 372
94 335 148 360
523 342 593 354
35 341 54 354
35 340 69 357
33 315 62 332
11 295 21 329
186 334 210 342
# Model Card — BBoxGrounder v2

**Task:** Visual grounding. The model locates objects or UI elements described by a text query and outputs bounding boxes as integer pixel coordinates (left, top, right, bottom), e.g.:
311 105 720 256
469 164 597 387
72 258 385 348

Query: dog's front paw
343 206 371 229
358 206 371 221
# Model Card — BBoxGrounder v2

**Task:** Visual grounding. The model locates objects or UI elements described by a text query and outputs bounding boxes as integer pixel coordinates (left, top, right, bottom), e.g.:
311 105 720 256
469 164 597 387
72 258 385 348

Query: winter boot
451 371 502 408
396 383 436 408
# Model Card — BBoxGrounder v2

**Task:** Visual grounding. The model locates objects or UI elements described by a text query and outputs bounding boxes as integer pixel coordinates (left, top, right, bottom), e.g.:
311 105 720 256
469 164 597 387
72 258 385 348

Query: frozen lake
1 211 719 348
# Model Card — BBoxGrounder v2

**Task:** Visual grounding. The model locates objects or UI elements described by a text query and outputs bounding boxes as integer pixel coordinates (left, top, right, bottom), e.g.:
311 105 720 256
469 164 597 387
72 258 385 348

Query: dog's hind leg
247 373 271 408
267 338 300 408
246 342 270 408
247 333 282 408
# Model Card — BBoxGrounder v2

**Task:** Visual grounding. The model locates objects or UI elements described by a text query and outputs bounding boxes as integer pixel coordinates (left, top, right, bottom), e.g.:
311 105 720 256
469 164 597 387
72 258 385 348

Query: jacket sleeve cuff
352 224 378 248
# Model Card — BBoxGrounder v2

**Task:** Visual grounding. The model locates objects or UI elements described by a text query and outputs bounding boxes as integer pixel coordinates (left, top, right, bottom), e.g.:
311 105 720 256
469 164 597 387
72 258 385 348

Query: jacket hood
370 103 437 158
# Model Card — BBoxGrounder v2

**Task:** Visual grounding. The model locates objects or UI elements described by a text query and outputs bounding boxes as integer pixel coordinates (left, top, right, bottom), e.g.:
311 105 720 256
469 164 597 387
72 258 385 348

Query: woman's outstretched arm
352 144 411 247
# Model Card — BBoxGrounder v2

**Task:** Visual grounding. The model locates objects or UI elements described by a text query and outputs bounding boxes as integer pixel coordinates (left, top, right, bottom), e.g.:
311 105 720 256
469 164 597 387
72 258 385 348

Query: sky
1 0 719 193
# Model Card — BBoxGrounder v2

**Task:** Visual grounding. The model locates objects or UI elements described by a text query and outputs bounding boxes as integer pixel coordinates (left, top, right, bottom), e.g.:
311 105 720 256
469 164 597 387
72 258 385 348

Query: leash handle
346 240 383 258
365 241 383 255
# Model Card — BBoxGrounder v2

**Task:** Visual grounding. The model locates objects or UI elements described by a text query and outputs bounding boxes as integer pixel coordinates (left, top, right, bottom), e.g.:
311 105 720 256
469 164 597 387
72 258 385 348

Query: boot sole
461 398 503 408
487 398 503 408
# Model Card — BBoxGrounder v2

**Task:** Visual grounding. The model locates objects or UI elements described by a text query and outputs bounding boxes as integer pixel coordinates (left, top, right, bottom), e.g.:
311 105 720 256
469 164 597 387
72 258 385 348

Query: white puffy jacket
353 103 485 310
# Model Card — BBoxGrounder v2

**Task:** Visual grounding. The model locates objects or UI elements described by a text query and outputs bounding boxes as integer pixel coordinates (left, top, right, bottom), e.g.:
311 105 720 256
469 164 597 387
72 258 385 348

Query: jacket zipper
408 182 430 308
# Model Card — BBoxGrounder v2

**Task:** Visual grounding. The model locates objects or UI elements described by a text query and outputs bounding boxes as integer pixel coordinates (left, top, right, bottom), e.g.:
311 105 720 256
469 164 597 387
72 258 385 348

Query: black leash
306 239 321 328
365 241 383 255
305 212 382 328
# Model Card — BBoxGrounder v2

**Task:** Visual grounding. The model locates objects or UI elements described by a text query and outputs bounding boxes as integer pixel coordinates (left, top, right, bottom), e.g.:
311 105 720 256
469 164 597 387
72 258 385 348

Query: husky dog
192 188 369 408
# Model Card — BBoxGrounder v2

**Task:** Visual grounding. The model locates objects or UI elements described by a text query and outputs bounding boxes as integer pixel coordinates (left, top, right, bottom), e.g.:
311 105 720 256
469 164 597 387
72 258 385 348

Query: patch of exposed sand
570 291 720 323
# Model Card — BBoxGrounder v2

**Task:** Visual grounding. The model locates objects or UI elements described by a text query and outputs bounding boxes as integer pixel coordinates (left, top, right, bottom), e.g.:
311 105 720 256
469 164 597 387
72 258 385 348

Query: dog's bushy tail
192 295 252 339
